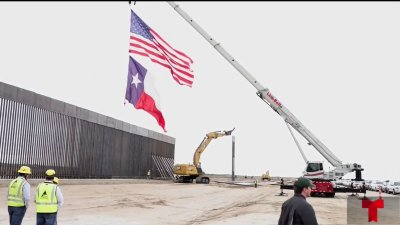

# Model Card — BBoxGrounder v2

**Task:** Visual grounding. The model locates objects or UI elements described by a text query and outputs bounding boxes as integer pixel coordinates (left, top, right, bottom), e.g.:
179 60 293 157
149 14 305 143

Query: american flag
129 10 194 87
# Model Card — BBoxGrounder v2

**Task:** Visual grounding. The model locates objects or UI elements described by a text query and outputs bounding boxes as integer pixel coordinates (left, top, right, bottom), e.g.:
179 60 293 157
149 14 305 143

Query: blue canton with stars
130 10 154 40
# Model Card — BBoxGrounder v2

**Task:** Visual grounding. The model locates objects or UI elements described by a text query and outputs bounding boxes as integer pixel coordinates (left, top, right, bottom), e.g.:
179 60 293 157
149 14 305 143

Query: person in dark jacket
278 177 319 225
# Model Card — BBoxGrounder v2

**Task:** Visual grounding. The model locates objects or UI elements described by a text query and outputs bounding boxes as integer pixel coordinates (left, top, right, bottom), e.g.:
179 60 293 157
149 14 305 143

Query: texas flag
125 56 166 132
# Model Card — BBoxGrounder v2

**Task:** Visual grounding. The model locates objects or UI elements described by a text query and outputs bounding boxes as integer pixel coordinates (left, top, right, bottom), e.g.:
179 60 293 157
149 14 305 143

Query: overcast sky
1 2 399 181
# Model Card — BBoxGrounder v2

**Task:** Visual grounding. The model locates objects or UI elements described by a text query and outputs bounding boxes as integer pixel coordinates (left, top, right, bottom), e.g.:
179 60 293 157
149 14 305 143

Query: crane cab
303 161 335 197
303 161 324 179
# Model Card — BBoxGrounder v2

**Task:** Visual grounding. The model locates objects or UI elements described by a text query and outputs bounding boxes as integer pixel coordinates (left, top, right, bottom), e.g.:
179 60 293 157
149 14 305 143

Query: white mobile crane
168 2 365 197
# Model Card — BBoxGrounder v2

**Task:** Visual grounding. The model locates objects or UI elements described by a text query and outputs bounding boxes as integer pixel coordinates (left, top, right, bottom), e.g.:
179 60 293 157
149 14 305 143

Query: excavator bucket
224 128 235 135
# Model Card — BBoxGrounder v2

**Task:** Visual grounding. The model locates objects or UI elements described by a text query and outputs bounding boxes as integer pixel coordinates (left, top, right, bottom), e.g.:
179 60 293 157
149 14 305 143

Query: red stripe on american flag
150 29 193 64
172 66 194 79
129 50 193 86
129 34 194 86
129 50 147 57
151 42 194 78
152 41 190 69
129 47 194 83
152 38 190 67
131 34 188 72
130 36 158 51
132 40 191 74
130 43 167 61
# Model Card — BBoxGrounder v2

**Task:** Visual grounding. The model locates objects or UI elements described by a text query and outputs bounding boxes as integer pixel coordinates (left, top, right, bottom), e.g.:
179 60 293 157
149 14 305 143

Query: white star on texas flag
131 72 142 88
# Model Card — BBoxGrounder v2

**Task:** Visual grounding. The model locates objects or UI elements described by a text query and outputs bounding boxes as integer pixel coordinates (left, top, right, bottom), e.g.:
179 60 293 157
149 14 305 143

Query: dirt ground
0 178 392 225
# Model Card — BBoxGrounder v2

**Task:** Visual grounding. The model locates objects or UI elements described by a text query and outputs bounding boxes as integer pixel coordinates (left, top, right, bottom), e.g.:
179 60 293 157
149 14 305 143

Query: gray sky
1 2 399 181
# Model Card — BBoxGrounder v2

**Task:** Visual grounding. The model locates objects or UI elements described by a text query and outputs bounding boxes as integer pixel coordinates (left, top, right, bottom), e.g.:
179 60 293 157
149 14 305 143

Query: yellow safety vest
36 182 58 213
7 177 27 207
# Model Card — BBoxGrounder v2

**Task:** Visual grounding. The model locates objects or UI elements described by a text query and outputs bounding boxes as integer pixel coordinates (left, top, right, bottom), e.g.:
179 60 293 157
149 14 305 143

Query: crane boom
167 2 340 166
167 2 363 180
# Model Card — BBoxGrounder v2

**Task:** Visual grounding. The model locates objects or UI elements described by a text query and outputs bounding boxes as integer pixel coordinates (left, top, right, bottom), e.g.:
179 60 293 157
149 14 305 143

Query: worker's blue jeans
36 213 57 225
8 206 27 225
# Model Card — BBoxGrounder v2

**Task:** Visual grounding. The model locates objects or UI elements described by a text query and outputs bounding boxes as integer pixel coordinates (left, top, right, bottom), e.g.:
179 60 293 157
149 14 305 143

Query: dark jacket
278 194 318 225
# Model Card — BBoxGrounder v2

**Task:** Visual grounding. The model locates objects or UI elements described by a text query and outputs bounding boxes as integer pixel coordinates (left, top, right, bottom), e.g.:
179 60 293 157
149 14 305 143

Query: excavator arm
193 128 235 168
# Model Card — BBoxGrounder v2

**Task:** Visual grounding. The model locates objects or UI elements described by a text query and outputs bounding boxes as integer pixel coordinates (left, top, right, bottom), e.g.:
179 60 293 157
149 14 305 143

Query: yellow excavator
261 170 271 181
173 128 235 184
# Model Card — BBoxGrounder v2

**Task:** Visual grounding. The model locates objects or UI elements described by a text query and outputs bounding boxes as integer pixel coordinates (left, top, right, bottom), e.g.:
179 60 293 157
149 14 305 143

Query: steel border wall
0 82 175 179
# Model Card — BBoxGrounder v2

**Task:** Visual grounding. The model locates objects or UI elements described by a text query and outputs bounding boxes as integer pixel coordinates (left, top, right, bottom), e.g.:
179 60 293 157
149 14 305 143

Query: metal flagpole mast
232 135 235 181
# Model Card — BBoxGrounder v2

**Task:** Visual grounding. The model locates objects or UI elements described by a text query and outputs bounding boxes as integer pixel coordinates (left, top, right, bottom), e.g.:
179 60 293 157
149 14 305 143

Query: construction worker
35 169 64 225
278 177 319 225
147 169 151 179
7 165 32 225
52 177 60 225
